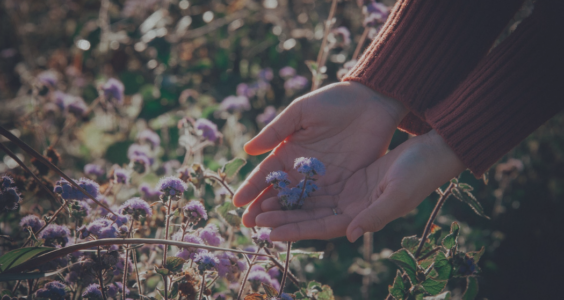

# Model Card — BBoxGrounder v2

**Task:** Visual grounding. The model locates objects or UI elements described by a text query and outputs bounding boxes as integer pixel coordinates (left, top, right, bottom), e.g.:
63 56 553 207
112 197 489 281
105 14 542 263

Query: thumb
244 100 302 155
346 188 410 242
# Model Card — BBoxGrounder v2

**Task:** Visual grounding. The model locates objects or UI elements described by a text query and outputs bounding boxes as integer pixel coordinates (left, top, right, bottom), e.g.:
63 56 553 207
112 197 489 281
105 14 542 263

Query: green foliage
0 247 54 273
442 222 460 250
462 277 479 300
165 257 186 273
389 249 419 284
215 201 242 228
221 158 247 180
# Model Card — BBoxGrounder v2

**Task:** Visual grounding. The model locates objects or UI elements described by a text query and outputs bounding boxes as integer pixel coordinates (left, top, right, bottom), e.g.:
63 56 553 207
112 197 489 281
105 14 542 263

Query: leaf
461 277 479 300
442 222 460 250
401 236 433 258
388 270 406 300
482 172 489 185
317 285 334 300
305 60 319 73
169 281 179 298
467 247 485 264
389 249 419 284
428 225 443 246
0 247 54 273
421 278 447 296
433 252 452 281
458 183 473 192
279 250 324 261
424 291 451 300
215 201 241 228
156 268 170 276
221 158 246 179
261 283 278 298
165 257 185 273
307 280 322 291
0 269 61 281
244 294 265 300
451 188 490 219
450 178 458 184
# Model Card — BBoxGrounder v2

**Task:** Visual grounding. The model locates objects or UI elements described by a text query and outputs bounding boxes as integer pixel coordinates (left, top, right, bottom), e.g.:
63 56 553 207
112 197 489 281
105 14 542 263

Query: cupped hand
254 130 466 242
233 82 408 227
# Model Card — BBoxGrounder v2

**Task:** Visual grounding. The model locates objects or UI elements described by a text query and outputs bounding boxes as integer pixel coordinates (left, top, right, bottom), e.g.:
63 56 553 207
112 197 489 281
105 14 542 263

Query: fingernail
349 228 363 242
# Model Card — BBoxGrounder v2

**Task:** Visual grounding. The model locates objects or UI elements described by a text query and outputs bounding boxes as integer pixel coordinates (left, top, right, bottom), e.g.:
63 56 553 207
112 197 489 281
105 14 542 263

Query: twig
414 182 455 258
198 272 206 300
204 174 234 197
237 247 261 300
418 247 441 262
122 221 135 300
312 0 338 91
132 245 143 296
352 27 369 60
97 246 108 300
278 241 292 296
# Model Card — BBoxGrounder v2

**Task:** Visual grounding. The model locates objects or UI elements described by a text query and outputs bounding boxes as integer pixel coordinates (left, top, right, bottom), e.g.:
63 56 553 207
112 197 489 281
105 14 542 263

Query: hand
233 82 408 228
254 130 466 242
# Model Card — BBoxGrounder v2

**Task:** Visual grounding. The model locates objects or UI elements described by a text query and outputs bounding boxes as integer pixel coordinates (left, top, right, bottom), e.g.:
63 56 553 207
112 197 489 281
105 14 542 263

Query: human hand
254 130 466 242
232 82 408 227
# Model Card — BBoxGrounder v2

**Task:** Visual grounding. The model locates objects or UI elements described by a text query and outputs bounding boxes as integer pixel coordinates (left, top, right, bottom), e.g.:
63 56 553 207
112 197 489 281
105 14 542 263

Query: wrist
426 130 466 173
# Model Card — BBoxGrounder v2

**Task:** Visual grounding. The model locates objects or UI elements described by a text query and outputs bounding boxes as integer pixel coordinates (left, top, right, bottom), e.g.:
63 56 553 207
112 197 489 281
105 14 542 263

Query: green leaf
262 283 278 298
280 250 324 261
307 280 322 291
317 285 334 300
467 247 485 264
221 158 246 179
421 279 447 296
0 247 54 273
458 183 473 192
433 252 452 281
215 201 241 228
401 236 433 258
461 277 479 300
450 178 458 184
165 257 185 273
428 225 443 246
156 268 170 276
442 222 460 250
451 188 490 219
424 291 451 300
389 270 406 300
389 249 419 284
169 281 179 298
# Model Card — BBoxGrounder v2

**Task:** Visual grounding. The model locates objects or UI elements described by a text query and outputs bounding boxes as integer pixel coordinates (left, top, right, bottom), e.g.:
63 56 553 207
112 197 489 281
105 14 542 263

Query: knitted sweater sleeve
343 0 564 176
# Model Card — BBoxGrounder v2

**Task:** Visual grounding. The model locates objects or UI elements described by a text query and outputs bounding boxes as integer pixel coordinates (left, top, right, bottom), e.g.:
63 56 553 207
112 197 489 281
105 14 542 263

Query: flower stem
204 174 234 197
198 272 206 300
122 221 135 300
414 182 455 258
162 197 173 300
312 0 338 91
278 241 292 297
97 246 108 300
237 247 261 300
132 245 143 296
352 27 369 61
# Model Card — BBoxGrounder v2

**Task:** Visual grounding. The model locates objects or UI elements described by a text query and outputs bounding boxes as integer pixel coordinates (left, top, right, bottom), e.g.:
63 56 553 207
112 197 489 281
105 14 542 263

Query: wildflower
277 187 302 210
363 1 390 27
458 256 477 276
113 167 130 184
194 252 220 273
331 27 351 46
84 164 105 177
266 171 290 190
20 214 45 232
82 283 103 300
195 118 219 142
0 186 21 212
216 252 246 282
199 224 224 246
35 281 67 300
53 178 99 201
119 197 152 220
107 282 129 298
247 270 272 291
268 267 280 279
258 68 274 81
1 175 14 189
67 96 88 117
137 129 160 148
279 66 296 79
108 213 130 227
219 95 251 111
182 200 207 224
79 218 120 239
173 233 207 260
37 70 58 87
102 78 124 104
139 183 162 200
294 157 326 176
297 179 318 196
256 106 277 125
130 154 151 174
70 200 92 219
157 176 189 199
113 254 133 276
252 227 273 249
284 75 309 91
39 224 71 247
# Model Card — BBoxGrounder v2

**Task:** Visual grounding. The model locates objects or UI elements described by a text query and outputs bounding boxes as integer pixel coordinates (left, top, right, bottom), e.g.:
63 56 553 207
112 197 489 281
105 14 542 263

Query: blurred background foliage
0 0 562 299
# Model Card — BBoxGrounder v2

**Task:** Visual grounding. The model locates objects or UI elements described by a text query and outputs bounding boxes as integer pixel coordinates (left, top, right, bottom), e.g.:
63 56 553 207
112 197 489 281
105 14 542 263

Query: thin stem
198 272 206 300
22 200 68 248
418 247 441 261
312 0 338 91
278 241 292 297
204 174 234 197
163 275 168 300
237 248 260 300
122 221 135 300
352 27 369 61
362 232 373 300
97 246 108 300
162 198 173 300
414 182 455 258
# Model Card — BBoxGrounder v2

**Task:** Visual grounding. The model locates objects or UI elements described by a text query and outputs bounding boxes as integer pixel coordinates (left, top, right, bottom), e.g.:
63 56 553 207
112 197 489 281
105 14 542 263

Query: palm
233 82 406 227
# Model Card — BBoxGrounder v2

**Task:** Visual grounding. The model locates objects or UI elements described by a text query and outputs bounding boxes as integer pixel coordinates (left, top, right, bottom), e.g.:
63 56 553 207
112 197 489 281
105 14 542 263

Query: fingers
345 188 413 242
255 208 334 228
269 214 352 241
244 100 302 156
260 194 338 211
233 154 284 207
241 187 276 227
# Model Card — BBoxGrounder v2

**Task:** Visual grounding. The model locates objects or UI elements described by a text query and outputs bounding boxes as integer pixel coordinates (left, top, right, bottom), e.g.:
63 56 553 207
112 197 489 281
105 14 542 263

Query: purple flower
279 66 296 79
280 293 293 300
139 183 162 200
331 27 351 46
107 282 129 298
119 197 152 220
216 252 246 282
294 157 326 176
195 118 219 142
82 283 103 300
1 175 14 189
194 252 220 273
363 1 390 26
108 213 130 227
38 70 58 87
173 233 207 260
297 179 318 196
252 227 273 248
39 224 71 247
266 171 290 190
20 214 45 232
256 106 277 125
199 224 224 246
53 178 99 200
182 200 208 224
35 281 67 300
113 168 130 184
250 265 266 273
84 164 105 177
137 129 160 148
236 83 254 98
219 95 251 111
268 267 280 279
67 96 88 117
284 76 309 91
277 187 302 210
0 186 21 212
113 254 133 276
70 200 92 219
130 154 151 174
102 78 124 104
258 68 274 81
157 176 189 198
80 218 120 239
247 270 272 291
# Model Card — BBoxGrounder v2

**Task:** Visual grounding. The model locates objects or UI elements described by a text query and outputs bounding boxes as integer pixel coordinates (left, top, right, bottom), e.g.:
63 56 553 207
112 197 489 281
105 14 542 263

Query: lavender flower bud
256 106 277 126
266 171 290 190
252 227 273 249
194 252 220 273
182 200 208 224
284 75 309 91
219 95 251 111
35 281 67 300
294 157 326 176
84 164 105 177
277 187 302 210
173 232 207 260
70 200 92 219
119 197 152 220
195 118 220 142
102 78 124 104
279 66 296 79
81 284 103 300
157 176 189 199
258 68 274 81
199 224 224 246
137 129 160 148
20 214 45 232
39 224 71 247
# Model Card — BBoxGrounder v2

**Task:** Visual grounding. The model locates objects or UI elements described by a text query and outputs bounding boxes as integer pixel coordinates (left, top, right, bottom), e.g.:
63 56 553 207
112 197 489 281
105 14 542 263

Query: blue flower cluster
0 175 21 212
53 178 99 201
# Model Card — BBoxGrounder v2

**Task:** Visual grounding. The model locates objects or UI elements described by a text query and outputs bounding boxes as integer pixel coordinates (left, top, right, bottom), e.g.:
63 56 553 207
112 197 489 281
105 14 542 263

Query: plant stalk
278 241 292 297
97 246 108 300
122 221 135 300
198 272 206 300
352 26 370 61
162 197 173 300
236 247 261 300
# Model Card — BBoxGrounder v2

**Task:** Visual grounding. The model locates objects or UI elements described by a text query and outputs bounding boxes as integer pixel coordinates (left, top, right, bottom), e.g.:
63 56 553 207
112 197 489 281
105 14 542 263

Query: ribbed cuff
426 3 564 176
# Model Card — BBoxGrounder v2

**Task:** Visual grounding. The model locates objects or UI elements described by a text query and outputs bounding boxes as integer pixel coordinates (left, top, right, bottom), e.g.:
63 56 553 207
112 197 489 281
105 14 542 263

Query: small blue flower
266 171 291 190
182 200 208 224
294 157 326 176
119 197 152 220
102 78 124 104
35 281 67 300
277 187 302 210
194 252 220 273
39 224 71 247
82 283 103 300
157 176 189 199
20 214 45 232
